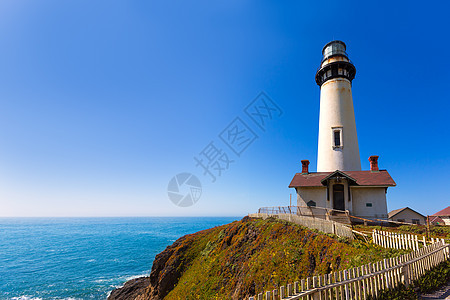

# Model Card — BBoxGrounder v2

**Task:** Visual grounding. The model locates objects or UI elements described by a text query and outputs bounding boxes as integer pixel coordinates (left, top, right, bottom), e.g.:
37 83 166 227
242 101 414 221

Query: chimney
369 156 379 171
301 160 310 174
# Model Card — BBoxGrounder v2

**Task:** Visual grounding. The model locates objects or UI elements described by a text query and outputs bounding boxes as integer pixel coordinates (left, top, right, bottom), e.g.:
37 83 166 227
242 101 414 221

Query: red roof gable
289 170 396 188
429 216 444 224
432 206 450 216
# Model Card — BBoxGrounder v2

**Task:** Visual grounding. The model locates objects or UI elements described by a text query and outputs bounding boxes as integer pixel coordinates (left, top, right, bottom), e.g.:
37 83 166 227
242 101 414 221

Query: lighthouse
289 41 396 220
316 41 361 172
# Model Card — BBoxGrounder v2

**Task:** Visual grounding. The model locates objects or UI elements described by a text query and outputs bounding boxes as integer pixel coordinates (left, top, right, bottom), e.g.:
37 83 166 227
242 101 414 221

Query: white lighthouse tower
289 41 396 220
316 41 361 172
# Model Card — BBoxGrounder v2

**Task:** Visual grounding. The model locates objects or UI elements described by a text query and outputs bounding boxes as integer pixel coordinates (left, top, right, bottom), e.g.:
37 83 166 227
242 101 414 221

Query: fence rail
248 239 449 300
257 206 349 220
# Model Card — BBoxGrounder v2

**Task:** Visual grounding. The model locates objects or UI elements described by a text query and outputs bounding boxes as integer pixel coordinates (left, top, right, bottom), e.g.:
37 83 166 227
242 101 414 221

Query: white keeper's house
289 41 396 220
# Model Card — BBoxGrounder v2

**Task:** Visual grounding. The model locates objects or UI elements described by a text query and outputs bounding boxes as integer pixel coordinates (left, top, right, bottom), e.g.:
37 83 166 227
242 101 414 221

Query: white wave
125 274 148 281
94 272 148 284
11 296 80 300
93 278 112 283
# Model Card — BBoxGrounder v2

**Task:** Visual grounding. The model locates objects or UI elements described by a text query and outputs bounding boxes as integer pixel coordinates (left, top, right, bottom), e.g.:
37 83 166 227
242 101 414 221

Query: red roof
289 170 396 188
429 216 444 224
432 206 450 216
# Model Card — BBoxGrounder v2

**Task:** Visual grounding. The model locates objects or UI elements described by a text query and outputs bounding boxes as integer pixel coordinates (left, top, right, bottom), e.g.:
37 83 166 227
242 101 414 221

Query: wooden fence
372 229 422 250
248 240 449 300
248 213 353 239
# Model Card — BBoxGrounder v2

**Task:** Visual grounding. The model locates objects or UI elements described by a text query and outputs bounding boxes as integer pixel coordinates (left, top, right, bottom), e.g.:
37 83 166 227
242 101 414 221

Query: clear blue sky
0 0 449 217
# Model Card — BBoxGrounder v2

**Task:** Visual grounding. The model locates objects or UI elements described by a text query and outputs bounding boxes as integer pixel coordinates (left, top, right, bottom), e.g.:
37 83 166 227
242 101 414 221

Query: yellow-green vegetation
161 216 406 300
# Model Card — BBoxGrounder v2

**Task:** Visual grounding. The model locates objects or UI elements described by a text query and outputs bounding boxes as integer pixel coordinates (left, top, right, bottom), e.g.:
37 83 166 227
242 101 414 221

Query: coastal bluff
108 216 395 300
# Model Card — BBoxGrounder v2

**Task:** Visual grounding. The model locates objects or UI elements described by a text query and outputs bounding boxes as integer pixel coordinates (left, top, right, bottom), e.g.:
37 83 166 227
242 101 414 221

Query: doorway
333 184 345 211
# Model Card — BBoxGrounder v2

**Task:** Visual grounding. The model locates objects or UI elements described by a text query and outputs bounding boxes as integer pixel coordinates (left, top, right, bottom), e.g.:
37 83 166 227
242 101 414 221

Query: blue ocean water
0 217 239 300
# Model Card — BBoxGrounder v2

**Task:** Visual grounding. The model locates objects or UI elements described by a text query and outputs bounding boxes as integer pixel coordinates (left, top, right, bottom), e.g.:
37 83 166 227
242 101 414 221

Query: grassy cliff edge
108 216 404 300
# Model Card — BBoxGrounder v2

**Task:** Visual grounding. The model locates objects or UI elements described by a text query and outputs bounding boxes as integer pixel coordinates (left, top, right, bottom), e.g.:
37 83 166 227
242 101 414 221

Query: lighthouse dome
322 40 347 61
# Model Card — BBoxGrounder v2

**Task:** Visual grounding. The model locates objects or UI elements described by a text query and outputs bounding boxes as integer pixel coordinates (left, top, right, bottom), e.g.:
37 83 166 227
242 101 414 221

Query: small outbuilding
429 215 444 225
431 206 450 225
388 207 426 225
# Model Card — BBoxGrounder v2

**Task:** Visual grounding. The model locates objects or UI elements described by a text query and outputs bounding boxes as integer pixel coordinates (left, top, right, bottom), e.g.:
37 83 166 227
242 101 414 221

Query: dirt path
420 281 450 299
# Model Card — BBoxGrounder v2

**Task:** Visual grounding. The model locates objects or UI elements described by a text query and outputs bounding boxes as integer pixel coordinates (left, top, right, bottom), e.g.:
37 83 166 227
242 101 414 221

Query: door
333 184 345 211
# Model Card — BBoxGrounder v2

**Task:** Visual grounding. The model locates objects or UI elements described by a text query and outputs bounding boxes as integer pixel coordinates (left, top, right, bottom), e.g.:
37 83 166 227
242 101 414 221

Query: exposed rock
108 277 150 300
147 236 190 299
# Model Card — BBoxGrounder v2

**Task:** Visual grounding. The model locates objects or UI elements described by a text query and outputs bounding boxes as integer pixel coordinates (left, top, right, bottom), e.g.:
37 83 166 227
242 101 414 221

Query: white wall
296 184 389 220
441 217 450 225
317 78 361 172
296 187 327 208
351 187 388 219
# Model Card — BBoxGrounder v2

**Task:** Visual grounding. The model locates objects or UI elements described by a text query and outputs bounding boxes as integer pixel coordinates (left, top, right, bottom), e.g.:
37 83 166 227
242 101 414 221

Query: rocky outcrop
145 235 192 299
108 230 210 300
108 277 150 300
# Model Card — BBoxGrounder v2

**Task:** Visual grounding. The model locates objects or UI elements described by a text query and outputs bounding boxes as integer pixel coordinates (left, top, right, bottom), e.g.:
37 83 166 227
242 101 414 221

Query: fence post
383 259 390 289
279 286 285 299
394 233 398 249
342 270 350 300
405 234 408 249
374 262 381 297
441 239 448 258
325 274 330 299
402 261 410 287
272 289 277 300
312 276 319 300
265 291 271 300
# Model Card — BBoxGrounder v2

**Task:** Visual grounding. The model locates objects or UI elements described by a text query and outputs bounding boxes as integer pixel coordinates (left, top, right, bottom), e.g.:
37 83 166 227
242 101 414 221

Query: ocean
0 217 239 300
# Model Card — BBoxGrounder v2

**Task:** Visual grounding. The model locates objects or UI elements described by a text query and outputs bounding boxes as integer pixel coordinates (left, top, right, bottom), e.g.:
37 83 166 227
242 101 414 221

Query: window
332 127 343 149
338 68 343 75
307 200 316 207
334 131 341 147
366 203 372 207
412 219 420 225
397 219 405 222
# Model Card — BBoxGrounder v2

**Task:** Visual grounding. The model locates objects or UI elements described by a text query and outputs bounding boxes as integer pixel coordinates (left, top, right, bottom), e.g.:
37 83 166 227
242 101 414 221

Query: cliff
108 216 400 300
